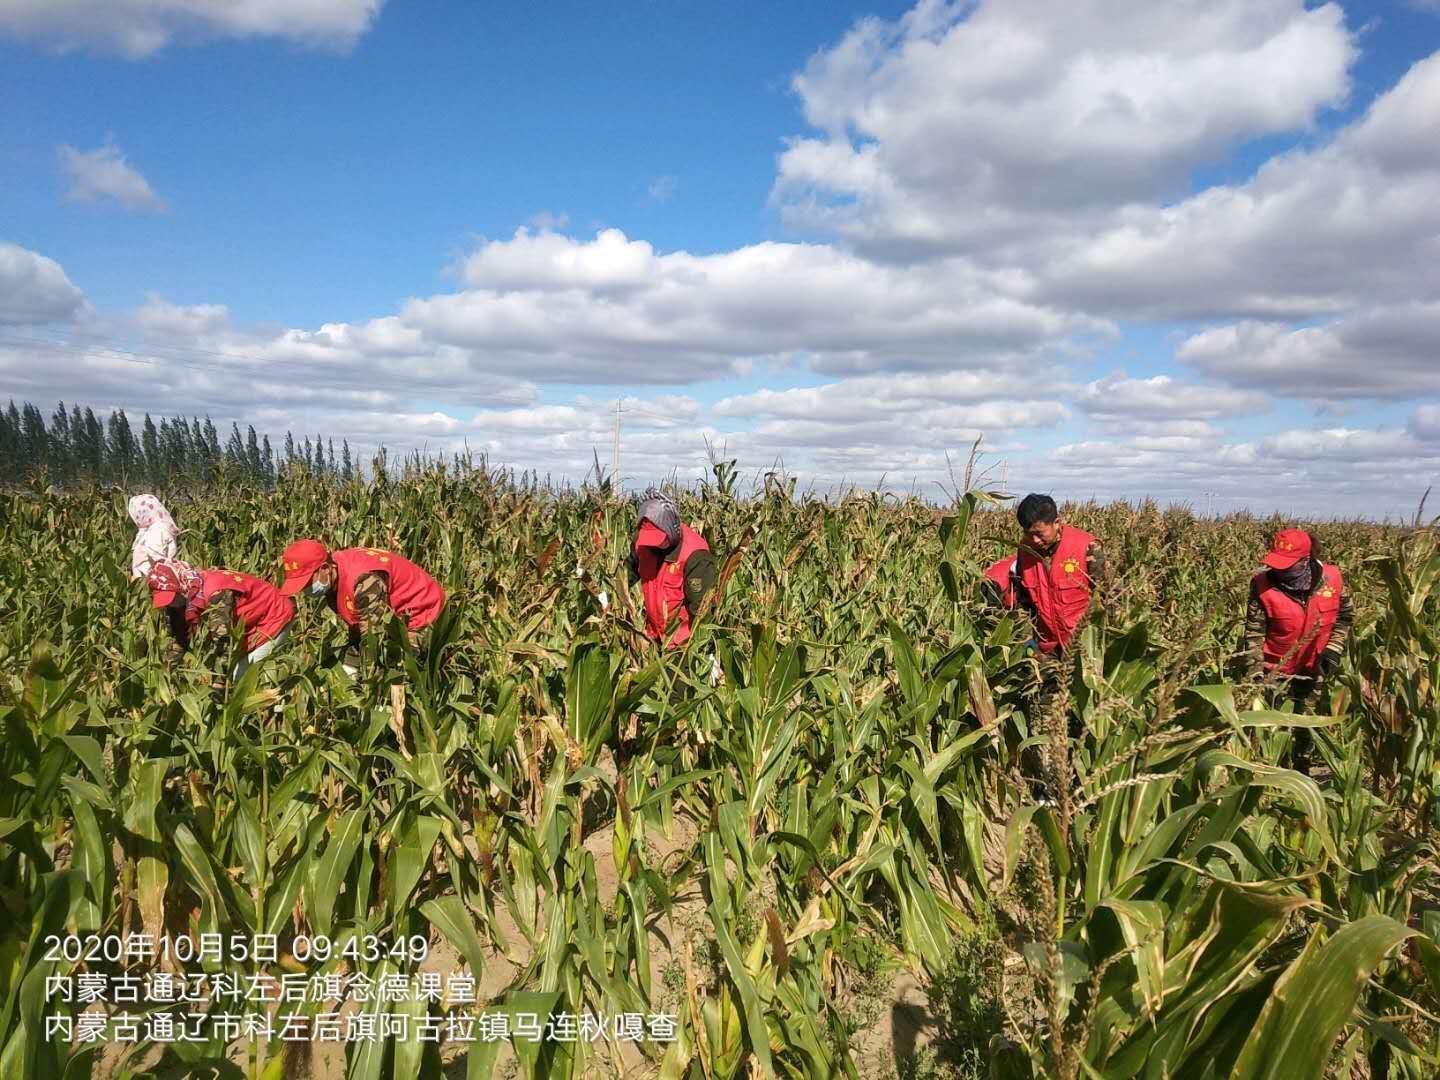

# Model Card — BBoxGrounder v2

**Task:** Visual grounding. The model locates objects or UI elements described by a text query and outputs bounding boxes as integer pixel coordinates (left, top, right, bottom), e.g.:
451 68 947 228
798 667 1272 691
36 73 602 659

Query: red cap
1263 528 1311 569
146 563 183 607
635 521 671 550
279 539 329 595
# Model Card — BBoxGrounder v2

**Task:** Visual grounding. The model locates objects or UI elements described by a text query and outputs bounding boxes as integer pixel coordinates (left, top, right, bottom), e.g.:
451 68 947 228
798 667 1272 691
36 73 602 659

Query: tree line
0 400 357 487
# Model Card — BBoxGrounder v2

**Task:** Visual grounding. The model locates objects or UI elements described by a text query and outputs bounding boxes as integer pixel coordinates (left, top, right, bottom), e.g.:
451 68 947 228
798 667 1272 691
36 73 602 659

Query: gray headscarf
636 487 681 546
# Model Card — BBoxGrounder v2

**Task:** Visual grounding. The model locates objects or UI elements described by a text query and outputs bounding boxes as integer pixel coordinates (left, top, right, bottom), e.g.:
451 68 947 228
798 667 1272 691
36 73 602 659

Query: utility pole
612 398 623 488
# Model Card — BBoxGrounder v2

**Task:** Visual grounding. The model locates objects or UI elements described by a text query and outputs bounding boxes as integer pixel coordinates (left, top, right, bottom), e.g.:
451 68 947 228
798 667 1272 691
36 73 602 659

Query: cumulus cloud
1039 53 1440 320
526 210 570 231
1178 303 1440 400
0 0 383 58
1038 421 1440 517
774 0 1354 262
1410 405 1440 442
59 142 165 211
1074 374 1269 435
425 227 1104 381
0 296 537 435
0 243 87 324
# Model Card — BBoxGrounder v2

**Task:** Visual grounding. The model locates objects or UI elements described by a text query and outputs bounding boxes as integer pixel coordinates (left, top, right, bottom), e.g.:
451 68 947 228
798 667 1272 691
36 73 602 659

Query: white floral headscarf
128 494 179 579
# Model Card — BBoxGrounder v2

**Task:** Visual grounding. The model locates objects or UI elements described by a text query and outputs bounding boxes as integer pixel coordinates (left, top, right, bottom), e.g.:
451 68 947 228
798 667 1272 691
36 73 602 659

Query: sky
2 0 1439 518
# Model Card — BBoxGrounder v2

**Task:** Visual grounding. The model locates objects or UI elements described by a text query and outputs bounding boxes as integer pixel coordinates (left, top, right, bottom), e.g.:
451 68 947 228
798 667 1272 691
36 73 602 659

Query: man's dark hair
1017 493 1058 528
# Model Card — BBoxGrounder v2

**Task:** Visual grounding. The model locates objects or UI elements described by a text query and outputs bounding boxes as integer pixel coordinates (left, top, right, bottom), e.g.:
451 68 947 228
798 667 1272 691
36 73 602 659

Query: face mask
308 578 331 597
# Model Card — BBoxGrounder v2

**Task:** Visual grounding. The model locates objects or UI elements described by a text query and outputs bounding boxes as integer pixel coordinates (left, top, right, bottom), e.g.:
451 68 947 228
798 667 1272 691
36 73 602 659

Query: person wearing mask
626 488 717 648
129 494 179 580
146 558 295 678
277 540 447 671
1244 529 1353 767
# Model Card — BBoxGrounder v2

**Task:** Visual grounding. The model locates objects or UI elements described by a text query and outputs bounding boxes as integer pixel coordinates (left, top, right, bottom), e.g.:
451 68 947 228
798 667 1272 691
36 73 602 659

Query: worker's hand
1318 651 1340 677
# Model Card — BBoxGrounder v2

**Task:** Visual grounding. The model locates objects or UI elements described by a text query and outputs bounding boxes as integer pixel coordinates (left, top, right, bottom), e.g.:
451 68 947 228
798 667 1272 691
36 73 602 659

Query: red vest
635 525 709 647
333 547 447 631
190 569 295 653
1016 526 1096 653
983 557 1017 607
1253 563 1343 676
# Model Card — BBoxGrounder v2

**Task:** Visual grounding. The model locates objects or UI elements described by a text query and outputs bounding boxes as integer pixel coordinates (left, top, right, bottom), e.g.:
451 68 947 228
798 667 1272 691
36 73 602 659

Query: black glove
1318 651 1339 677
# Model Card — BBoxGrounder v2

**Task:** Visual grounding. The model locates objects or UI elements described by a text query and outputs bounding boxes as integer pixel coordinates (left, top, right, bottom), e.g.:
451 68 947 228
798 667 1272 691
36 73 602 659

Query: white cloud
714 370 1053 422
0 0 382 58
1410 405 1440 442
1074 373 1269 433
648 175 678 202
412 227 1104 381
1038 53 1440 320
1037 421 1440 518
1178 303 1440 399
526 210 570 231
0 243 87 324
59 142 165 211
774 0 1354 261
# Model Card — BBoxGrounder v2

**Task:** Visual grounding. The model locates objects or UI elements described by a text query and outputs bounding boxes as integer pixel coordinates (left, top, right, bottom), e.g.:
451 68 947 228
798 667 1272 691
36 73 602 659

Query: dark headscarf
636 487 681 547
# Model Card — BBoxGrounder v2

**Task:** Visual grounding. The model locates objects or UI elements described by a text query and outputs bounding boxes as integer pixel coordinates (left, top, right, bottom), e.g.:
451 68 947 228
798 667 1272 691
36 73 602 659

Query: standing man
1010 493 1107 654
146 559 295 678
627 488 717 648
1244 529 1353 765
278 540 447 670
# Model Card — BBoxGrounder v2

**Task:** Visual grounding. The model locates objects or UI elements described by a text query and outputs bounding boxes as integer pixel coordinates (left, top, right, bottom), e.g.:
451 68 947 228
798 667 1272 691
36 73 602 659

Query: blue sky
2 0 1439 517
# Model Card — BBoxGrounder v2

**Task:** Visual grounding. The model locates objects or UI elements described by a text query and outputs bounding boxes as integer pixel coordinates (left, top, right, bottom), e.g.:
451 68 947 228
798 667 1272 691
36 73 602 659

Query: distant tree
49 403 73 483
141 415 160 484
0 402 16 476
225 422 245 473
21 403 48 477
341 439 353 482
107 409 137 483
326 438 337 477
246 425 263 480
81 407 106 479
283 431 295 466
301 437 313 474
164 417 192 478
187 418 207 480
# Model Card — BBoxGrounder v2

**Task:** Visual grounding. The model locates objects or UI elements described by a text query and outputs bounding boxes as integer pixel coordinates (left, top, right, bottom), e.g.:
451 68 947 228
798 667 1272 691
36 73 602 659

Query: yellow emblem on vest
1062 558 1079 575
1320 586 1334 598
345 599 356 612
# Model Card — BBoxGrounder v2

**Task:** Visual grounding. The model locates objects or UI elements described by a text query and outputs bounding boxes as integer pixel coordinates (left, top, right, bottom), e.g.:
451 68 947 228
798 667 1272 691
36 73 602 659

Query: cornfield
2 458 1438 1080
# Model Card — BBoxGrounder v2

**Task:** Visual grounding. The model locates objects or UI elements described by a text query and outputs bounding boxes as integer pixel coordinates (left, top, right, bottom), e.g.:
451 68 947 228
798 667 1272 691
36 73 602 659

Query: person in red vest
277 540 447 671
1244 527 1353 693
146 558 295 678
626 488 717 648
980 556 1018 610
1009 493 1107 654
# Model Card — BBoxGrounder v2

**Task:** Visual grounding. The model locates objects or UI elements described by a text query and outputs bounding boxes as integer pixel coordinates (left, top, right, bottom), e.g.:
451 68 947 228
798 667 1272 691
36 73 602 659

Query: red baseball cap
279 539 330 595
635 521 671 550
1263 528 1311 569
146 563 184 607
